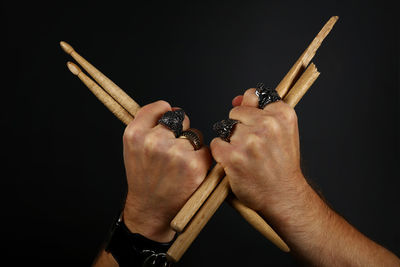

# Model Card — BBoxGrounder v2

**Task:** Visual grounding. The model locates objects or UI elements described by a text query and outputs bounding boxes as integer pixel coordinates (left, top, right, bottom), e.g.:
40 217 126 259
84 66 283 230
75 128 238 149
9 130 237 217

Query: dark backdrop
3 0 399 266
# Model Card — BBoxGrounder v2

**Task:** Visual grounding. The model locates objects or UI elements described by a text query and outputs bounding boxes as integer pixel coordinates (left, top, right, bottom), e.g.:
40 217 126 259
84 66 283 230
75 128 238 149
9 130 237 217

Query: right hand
211 89 309 222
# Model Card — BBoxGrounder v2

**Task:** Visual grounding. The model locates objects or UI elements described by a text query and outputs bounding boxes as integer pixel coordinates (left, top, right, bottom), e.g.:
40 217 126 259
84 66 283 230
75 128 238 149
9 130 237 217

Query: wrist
123 198 176 243
259 172 310 221
261 177 334 253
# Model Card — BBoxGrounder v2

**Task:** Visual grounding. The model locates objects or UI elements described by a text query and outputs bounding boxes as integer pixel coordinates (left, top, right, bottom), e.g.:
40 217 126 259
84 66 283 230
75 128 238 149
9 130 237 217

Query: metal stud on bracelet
106 215 176 267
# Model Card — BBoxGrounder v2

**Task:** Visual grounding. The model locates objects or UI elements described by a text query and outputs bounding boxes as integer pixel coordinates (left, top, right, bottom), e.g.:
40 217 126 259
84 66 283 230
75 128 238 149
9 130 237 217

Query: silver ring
255 82 281 109
158 109 185 137
212 118 239 142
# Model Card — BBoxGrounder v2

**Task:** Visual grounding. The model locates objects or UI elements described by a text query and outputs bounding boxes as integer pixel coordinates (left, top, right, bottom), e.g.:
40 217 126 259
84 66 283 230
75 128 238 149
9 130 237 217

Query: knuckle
123 125 142 144
261 117 280 134
187 160 200 173
210 138 220 151
229 106 241 119
244 133 262 148
139 100 171 114
168 145 185 160
154 100 171 110
268 119 281 134
143 132 163 153
244 88 256 96
277 104 297 123
229 150 244 166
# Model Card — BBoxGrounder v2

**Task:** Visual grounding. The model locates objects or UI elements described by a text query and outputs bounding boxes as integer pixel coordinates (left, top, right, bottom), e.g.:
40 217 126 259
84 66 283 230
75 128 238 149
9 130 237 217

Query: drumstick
275 16 337 97
167 63 320 262
66 62 135 125
60 41 140 117
226 195 289 252
170 16 338 234
64 46 285 250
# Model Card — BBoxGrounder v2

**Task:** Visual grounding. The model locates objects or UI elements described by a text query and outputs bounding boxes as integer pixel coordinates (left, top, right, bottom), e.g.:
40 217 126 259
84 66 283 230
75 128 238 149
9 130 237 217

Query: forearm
265 177 400 266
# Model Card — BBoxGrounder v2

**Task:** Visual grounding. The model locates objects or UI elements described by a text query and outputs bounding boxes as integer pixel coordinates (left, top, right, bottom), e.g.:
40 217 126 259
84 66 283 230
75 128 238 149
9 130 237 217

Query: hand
211 90 400 266
122 100 212 242
211 89 308 223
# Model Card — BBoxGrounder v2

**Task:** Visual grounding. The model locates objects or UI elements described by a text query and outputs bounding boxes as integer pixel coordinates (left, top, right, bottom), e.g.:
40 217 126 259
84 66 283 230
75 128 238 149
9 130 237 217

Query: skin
94 93 400 266
211 89 400 266
93 100 212 266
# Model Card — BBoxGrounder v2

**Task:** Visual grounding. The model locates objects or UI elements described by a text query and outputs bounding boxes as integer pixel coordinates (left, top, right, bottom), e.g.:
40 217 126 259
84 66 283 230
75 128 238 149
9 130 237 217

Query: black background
3 0 399 266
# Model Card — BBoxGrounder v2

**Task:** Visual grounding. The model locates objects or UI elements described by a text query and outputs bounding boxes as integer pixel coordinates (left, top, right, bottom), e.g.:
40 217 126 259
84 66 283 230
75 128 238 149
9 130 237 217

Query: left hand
122 100 212 242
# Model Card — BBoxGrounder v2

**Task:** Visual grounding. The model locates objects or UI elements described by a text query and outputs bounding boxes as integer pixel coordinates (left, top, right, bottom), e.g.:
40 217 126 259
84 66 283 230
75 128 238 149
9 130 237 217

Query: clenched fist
211 88 307 224
122 100 212 242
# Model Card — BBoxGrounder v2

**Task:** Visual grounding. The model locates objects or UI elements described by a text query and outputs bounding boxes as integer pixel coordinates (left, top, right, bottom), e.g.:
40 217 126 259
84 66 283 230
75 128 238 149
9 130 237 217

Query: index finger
240 88 258 107
130 100 172 129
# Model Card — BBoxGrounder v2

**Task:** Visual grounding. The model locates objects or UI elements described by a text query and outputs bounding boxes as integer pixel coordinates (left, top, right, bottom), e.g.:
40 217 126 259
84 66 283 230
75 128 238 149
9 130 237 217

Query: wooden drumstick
284 63 320 107
170 16 338 234
171 164 225 232
167 63 320 262
65 50 284 250
226 196 289 252
275 16 337 98
67 62 135 125
60 41 140 117
62 40 285 247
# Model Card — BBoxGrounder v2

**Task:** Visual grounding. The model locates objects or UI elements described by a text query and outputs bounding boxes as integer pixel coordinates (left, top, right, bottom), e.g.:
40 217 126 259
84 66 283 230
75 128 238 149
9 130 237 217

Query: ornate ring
158 109 185 137
179 128 203 150
255 82 281 109
212 118 239 142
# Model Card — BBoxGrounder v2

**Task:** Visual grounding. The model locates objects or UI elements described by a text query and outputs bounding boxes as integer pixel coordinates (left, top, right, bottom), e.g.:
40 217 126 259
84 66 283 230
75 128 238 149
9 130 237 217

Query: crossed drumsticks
61 16 338 262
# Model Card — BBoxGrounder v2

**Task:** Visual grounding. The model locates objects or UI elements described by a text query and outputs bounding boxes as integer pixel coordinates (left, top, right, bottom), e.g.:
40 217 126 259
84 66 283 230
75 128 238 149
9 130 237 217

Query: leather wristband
105 216 175 267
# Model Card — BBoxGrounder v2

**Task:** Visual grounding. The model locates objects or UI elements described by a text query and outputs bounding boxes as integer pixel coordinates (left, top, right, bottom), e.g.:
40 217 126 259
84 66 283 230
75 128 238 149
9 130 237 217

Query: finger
241 88 259 108
229 106 263 126
152 106 189 138
176 128 204 151
153 123 178 139
172 107 190 130
131 100 171 129
232 95 243 107
229 123 252 145
194 146 213 171
210 137 232 164
262 99 286 115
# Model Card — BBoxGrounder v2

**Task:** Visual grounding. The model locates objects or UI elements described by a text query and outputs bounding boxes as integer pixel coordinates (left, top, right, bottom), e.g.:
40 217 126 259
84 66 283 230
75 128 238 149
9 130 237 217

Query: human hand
211 89 308 223
122 101 212 242
218 91 400 267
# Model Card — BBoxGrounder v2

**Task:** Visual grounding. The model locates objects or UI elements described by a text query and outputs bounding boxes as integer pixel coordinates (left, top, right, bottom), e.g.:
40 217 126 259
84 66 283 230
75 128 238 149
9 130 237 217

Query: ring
213 118 239 142
179 128 203 150
158 109 185 137
255 82 281 109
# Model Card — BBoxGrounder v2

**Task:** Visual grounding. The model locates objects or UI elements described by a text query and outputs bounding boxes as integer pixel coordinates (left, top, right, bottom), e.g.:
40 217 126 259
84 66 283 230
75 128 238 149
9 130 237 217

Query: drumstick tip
329 16 339 26
67 61 81 75
60 41 74 54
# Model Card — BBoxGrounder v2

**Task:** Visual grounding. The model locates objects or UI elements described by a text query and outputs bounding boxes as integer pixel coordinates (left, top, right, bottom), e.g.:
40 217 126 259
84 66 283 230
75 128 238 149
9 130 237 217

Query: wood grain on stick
171 164 225 232
226 196 290 252
66 52 290 258
167 62 320 262
67 62 134 125
63 17 332 259
61 41 140 117
283 63 320 107
167 178 231 262
65 49 282 250
170 16 338 236
275 16 338 98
